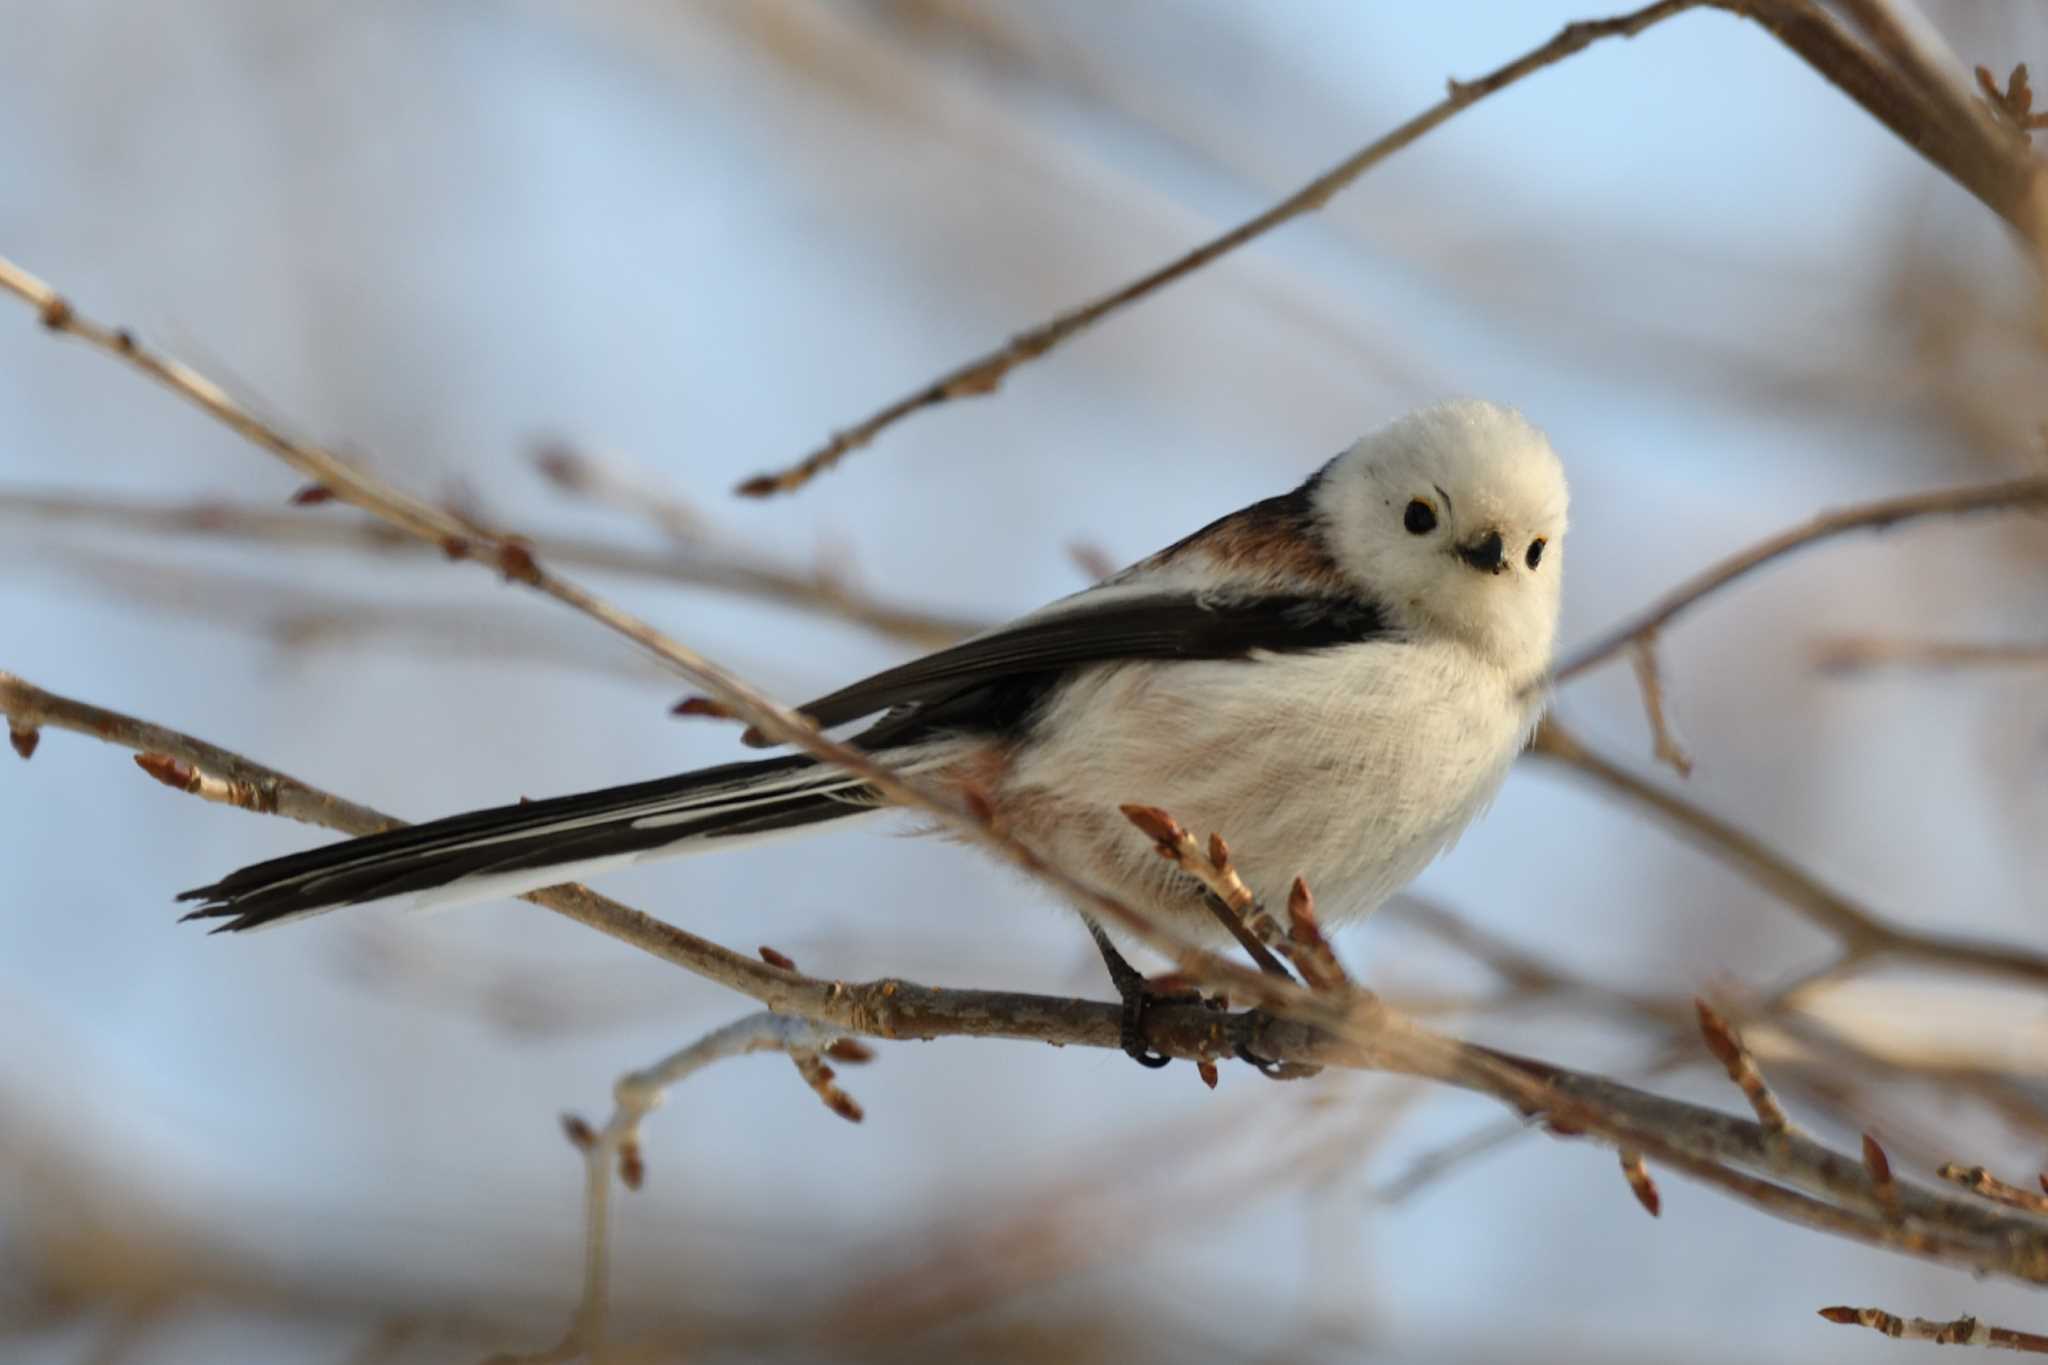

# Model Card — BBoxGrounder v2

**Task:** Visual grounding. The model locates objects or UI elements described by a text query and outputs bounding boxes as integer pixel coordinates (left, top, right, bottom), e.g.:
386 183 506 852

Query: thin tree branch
1552 476 2048 684
1833 0 2034 207
1696 998 1792 1135
731 0 1707 497
1816 636 2048 672
0 487 985 651
1120 803 1304 984
0 667 802 1009
534 443 709 541
737 0 2048 497
1938 1162 2048 1217
491 1012 861 1365
0 670 395 834
1717 0 2048 242
1628 633 1694 776
1530 719 2048 989
1818 1305 2048 1352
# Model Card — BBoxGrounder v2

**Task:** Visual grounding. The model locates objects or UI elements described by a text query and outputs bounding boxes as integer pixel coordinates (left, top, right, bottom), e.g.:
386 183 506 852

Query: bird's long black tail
177 753 876 932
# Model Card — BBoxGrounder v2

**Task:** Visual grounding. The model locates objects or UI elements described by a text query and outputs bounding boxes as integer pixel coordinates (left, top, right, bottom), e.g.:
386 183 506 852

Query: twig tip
671 695 738 721
1619 1149 1660 1218
7 724 38 760
560 1113 597 1151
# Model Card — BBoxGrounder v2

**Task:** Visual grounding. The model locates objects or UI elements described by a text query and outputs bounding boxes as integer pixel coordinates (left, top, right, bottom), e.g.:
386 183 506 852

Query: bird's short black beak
1456 529 1507 574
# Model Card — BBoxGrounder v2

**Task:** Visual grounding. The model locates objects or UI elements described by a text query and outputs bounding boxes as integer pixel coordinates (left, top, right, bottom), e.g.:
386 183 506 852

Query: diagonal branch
1719 0 2047 242
1816 636 2048 672
0 487 984 651
738 0 2048 498
1818 1306 2048 1353
1531 718 2048 989
496 1012 865 1365
732 0 1707 497
1551 475 2048 685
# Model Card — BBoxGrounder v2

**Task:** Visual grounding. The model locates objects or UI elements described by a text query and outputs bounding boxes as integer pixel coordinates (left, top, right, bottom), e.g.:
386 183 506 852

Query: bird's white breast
998 639 1538 933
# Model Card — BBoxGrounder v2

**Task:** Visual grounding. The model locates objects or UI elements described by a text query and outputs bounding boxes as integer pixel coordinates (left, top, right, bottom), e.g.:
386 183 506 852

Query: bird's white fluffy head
1315 399 1568 679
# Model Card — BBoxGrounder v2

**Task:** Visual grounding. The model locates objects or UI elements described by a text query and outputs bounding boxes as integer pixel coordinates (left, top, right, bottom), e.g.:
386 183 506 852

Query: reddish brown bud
826 1039 875 1064
1286 877 1318 934
111 328 136 353
38 295 72 329
758 945 798 971
828 1092 865 1123
8 725 39 760
1817 1307 1862 1325
289 484 336 506
1119 803 1185 854
439 536 471 562
496 540 540 583
941 362 1005 398
671 696 738 721
1861 1134 1892 1187
1619 1149 1660 1218
560 1113 597 1150
1196 1060 1219 1090
135 752 198 791
1694 999 1739 1069
619 1141 645 1190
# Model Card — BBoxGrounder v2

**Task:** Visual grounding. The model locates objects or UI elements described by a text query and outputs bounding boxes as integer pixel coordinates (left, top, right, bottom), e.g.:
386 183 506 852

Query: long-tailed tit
181 400 1568 1007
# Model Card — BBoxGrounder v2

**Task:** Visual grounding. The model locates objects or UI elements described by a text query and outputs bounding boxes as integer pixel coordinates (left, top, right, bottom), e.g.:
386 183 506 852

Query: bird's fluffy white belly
999 640 1535 934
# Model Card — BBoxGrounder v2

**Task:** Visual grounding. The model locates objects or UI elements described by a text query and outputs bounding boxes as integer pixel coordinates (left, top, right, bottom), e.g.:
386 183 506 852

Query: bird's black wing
750 589 1394 747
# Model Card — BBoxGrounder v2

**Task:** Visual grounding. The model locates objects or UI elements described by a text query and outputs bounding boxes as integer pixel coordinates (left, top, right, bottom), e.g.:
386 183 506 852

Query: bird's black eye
1525 538 1547 569
1403 499 1437 535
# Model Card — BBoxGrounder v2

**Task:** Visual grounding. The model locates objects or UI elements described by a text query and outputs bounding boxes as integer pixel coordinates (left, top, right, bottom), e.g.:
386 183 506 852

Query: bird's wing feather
750 587 1393 746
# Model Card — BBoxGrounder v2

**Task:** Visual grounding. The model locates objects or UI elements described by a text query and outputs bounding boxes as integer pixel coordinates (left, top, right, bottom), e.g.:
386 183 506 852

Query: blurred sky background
4 1 2048 1361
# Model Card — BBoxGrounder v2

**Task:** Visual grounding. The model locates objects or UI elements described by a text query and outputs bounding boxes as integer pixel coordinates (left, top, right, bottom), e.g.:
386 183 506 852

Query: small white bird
182 399 1567 1055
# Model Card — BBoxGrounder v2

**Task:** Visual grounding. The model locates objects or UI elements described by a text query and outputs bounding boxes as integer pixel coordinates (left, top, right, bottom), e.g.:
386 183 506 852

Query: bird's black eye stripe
1526 537 1547 569
1403 499 1437 535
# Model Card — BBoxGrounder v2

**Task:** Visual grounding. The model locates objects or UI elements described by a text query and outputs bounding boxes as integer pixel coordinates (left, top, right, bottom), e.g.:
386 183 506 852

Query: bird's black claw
1120 992 1175 1069
1227 1008 1323 1081
1085 917 1192 1071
